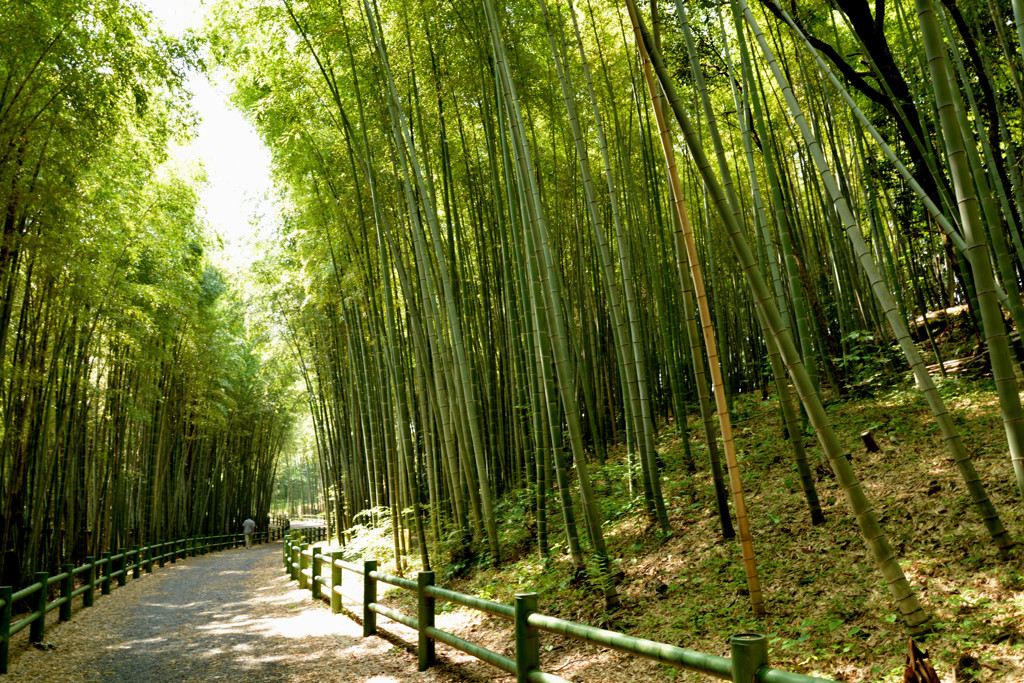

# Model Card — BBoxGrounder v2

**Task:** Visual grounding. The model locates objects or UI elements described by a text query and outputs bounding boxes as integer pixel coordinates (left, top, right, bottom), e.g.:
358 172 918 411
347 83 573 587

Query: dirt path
4 543 472 682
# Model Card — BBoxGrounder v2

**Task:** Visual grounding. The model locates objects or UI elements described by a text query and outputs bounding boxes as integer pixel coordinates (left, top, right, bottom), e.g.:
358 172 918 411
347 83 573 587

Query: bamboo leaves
213 0 1023 630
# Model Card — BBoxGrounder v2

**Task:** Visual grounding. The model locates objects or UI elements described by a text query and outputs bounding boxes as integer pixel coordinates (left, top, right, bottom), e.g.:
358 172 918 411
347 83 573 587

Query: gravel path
4 543 472 682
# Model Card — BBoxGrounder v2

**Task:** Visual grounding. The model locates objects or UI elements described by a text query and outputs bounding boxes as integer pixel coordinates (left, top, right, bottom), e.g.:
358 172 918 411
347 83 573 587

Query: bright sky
142 0 275 273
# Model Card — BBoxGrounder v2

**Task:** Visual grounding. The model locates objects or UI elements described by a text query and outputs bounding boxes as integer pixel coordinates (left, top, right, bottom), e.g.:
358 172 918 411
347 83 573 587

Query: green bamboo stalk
914 0 1024 498
737 0 1013 555
485 0 619 607
628 0 929 630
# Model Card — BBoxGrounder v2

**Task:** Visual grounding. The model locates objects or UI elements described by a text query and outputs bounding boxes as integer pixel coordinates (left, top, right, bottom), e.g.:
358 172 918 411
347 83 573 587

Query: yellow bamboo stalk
627 0 764 617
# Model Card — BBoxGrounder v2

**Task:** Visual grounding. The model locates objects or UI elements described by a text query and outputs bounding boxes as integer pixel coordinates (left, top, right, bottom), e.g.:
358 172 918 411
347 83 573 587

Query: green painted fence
282 534 833 682
0 523 289 673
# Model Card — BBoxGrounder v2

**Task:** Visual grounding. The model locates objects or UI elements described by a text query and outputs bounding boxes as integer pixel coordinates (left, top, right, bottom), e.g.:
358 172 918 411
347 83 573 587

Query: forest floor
361 308 1024 682
11 308 1023 682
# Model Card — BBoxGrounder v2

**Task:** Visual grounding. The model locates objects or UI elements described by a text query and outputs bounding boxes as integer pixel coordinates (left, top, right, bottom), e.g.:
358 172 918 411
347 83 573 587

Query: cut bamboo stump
861 430 880 452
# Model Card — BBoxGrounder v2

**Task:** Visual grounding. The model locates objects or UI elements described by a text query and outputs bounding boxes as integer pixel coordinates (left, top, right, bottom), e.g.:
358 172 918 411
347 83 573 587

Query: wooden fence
283 533 833 683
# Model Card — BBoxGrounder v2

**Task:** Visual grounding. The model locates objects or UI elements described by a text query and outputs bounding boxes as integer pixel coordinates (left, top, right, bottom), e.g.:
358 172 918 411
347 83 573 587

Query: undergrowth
358 314 1024 681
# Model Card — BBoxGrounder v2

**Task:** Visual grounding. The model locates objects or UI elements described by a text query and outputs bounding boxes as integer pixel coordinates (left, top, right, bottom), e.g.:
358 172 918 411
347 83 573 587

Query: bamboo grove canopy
0 1 298 588
4 0 1021 631
208 0 1024 629
210 0 1024 629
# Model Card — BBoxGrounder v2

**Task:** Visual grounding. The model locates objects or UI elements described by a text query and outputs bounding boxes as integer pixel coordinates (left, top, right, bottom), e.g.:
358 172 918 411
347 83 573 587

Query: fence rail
0 523 289 673
282 534 833 682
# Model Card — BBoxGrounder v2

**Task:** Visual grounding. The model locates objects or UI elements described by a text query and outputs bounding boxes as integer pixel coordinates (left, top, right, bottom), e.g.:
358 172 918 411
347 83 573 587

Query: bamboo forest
3 0 1024 679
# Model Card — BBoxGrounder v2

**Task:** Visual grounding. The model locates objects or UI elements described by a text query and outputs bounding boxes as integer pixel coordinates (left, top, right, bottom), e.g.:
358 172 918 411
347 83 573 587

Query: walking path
4 543 471 682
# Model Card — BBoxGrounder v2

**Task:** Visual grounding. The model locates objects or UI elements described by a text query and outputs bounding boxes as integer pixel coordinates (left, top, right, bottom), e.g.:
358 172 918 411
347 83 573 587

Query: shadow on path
82 545 354 681
3 542 471 682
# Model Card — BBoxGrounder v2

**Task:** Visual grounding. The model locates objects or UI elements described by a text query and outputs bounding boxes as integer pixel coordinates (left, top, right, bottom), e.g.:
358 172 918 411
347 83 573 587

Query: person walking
242 516 256 548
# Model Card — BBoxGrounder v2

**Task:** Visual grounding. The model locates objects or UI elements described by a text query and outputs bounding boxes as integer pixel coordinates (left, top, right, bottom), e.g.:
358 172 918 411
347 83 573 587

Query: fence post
311 548 323 602
170 540 176 564
84 557 95 607
730 633 768 683
298 543 309 590
417 571 435 671
60 563 73 621
330 551 343 614
363 559 377 636
0 585 11 673
133 545 141 579
307 548 319 598
29 572 48 643
102 552 112 594
515 593 540 683
117 548 127 586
